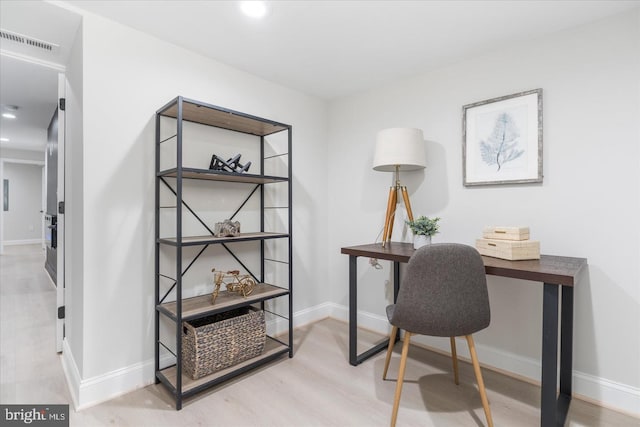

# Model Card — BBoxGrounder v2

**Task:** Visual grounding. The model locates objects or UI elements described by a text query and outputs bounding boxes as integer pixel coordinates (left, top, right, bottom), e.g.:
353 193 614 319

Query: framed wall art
463 89 542 186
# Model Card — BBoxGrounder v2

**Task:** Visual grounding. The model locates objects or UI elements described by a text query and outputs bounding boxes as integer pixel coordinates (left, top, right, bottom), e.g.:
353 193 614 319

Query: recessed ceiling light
239 1 268 19
0 137 9 142
2 113 16 119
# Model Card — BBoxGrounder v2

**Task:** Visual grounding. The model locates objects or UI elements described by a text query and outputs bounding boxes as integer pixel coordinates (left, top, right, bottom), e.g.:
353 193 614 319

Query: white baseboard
293 301 333 328
3 239 41 245
62 302 640 417
60 339 81 410
327 303 393 334
573 372 640 418
61 338 156 411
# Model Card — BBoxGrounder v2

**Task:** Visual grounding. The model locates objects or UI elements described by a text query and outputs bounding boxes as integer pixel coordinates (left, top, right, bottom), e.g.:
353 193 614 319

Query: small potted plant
406 216 440 249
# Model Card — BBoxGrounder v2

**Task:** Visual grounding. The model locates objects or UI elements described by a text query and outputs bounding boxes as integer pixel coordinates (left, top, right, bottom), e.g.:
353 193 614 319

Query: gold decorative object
211 269 257 304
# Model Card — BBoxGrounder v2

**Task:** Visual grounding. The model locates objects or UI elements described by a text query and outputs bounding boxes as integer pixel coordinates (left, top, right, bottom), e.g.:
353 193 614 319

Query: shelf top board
159 168 288 184
158 97 290 137
158 283 289 320
158 232 289 246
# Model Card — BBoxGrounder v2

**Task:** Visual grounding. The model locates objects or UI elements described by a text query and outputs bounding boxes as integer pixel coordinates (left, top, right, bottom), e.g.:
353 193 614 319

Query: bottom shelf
157 336 289 396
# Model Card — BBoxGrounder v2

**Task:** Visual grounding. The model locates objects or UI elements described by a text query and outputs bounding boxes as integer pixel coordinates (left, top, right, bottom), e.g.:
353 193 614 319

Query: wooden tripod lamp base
381 184 414 247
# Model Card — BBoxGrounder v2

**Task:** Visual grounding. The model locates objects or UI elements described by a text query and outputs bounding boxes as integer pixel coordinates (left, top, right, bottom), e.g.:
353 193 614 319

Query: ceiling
65 0 638 99
0 0 81 152
1 0 638 152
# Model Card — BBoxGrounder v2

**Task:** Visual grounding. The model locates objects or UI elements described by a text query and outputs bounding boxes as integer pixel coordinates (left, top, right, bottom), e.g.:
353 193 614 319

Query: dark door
45 108 58 284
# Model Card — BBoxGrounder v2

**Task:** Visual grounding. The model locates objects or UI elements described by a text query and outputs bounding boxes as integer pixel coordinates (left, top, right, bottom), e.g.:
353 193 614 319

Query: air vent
0 28 59 53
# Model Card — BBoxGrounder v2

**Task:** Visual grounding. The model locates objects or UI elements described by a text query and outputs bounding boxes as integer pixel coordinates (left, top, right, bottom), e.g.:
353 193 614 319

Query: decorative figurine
211 269 257 304
214 219 241 237
209 153 251 173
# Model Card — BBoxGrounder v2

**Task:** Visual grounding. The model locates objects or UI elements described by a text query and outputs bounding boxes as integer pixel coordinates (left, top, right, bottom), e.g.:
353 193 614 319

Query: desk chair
382 243 493 427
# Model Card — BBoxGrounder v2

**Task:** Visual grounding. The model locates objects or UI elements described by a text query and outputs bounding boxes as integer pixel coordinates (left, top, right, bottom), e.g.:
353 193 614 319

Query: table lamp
373 128 426 247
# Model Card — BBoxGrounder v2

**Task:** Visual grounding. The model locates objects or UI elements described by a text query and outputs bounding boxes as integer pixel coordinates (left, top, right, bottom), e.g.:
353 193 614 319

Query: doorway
0 57 69 354
0 159 45 251
1 0 82 367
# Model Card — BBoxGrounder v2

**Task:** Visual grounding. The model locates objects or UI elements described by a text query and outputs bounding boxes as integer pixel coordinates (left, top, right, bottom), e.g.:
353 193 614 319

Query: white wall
62 8 328 408
327 9 640 415
62 19 84 381
1 162 43 243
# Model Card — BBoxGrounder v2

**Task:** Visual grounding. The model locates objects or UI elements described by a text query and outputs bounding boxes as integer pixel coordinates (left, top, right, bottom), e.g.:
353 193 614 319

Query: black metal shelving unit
154 96 293 410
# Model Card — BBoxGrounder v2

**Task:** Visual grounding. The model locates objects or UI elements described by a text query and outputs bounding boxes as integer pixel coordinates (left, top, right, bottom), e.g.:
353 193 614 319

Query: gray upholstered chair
382 243 493 427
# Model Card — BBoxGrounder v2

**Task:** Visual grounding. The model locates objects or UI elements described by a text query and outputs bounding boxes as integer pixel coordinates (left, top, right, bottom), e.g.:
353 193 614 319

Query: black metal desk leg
348 255 395 365
393 261 400 344
349 255 358 366
393 261 400 301
557 286 574 423
541 283 559 427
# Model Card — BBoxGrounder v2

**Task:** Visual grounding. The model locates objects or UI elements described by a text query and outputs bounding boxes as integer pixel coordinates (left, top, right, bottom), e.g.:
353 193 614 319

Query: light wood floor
1 244 638 426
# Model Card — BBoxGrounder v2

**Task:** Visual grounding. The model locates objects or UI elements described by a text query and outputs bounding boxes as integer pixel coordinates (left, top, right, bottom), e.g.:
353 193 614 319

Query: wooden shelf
158 337 289 395
158 167 288 184
158 98 289 136
158 283 289 321
158 232 289 247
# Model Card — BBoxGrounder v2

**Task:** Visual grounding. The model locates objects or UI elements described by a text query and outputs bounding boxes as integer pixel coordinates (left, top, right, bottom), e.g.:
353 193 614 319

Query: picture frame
463 89 542 186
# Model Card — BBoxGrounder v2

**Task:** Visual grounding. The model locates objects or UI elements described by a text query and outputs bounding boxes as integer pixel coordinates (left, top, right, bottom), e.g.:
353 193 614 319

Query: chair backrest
390 243 490 337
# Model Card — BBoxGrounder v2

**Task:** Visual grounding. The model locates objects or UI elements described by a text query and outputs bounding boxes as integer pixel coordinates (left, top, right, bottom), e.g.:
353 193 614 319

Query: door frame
42 164 46 250
56 72 66 353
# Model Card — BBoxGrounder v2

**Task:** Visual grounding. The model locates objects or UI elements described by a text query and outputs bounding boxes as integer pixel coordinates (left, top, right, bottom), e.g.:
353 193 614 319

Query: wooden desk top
341 242 415 263
341 242 587 287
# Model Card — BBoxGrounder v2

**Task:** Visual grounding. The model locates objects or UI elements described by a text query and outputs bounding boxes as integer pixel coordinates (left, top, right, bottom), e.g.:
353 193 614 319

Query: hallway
0 244 70 404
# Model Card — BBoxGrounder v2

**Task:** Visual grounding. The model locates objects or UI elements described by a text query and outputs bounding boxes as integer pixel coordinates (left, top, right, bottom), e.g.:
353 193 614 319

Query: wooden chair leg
466 335 493 427
383 326 398 380
450 336 459 385
390 331 411 427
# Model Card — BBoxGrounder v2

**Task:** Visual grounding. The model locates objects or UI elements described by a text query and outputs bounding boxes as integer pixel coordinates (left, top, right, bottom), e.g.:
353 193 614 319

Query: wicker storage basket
182 306 266 380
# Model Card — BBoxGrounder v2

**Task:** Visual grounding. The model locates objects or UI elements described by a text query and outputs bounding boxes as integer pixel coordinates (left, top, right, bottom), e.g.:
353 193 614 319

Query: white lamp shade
372 127 426 172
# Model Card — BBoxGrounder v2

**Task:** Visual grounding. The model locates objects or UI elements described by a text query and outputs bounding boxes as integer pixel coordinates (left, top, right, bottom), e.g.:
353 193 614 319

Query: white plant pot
413 235 432 249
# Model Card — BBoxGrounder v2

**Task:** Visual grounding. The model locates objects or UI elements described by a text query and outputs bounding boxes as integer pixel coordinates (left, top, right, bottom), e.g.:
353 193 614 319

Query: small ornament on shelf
211 269 257 304
209 153 251 173
214 219 241 237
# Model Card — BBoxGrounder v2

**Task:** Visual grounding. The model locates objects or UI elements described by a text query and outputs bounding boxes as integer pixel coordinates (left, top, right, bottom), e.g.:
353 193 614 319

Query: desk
341 242 587 427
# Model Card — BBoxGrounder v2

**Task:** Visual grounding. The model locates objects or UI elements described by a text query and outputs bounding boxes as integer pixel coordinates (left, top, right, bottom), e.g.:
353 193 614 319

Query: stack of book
476 226 540 260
